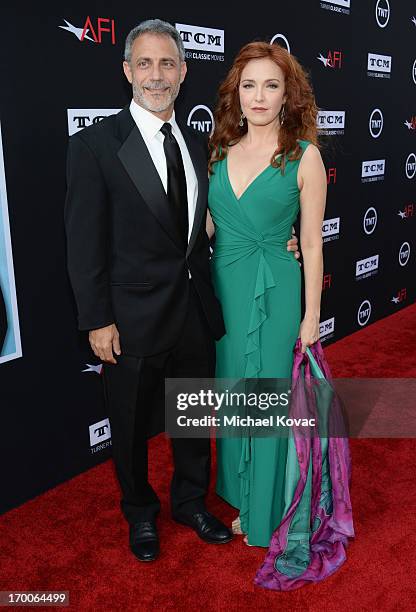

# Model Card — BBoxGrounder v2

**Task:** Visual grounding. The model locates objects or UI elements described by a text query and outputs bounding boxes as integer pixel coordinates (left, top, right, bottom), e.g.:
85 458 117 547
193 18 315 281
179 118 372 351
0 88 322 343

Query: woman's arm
298 144 327 352
206 208 215 239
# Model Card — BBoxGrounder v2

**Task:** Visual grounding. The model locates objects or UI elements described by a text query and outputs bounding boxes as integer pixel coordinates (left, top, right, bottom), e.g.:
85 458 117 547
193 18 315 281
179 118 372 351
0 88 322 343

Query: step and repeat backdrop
0 1 415 513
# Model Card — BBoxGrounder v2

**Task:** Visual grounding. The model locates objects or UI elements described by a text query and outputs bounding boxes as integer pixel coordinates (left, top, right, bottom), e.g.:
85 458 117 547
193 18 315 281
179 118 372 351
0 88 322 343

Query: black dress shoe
172 510 233 544
129 521 159 562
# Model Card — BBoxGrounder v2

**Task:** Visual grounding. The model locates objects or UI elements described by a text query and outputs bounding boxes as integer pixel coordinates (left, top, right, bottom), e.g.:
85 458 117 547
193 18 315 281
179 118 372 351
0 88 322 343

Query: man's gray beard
132 80 180 113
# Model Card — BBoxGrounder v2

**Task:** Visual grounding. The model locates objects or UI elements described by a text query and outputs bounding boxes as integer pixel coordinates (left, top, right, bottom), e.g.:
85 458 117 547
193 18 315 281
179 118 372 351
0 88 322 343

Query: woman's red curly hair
208 41 319 175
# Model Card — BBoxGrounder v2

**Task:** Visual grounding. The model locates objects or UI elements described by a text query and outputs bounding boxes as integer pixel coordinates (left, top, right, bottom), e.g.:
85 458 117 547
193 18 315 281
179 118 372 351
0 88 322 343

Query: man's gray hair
124 19 185 63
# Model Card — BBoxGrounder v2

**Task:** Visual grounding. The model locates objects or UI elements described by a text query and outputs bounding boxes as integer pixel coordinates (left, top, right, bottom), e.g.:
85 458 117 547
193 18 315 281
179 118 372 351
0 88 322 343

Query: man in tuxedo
65 19 299 562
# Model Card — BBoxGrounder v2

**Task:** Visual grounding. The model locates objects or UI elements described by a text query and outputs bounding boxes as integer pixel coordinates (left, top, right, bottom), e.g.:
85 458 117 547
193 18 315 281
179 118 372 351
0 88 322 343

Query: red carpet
1 305 416 611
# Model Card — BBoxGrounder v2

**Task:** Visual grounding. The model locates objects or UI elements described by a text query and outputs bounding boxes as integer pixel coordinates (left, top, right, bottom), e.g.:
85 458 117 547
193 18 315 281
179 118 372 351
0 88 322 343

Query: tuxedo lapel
178 123 208 257
116 108 184 251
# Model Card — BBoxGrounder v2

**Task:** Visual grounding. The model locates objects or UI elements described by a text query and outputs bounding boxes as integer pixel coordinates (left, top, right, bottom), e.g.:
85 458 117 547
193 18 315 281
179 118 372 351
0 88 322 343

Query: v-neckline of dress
225 156 272 202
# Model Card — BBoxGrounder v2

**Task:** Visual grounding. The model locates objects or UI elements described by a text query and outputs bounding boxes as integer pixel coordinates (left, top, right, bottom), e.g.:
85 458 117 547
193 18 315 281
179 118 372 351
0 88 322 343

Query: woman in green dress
207 42 327 548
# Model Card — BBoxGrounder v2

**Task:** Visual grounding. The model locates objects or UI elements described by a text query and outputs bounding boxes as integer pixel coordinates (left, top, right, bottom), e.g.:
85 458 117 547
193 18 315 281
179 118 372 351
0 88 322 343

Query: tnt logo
391 288 407 304
369 108 383 138
357 300 371 327
327 167 337 184
59 17 116 44
375 0 390 28
405 153 416 179
317 50 343 68
399 242 411 267
187 105 214 135
363 207 378 235
322 274 332 290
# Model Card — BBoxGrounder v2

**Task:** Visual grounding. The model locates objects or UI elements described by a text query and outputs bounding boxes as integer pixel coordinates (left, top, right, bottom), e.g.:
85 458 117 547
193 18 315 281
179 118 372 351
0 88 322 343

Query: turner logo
367 53 392 78
187 105 214 135
399 242 410 267
369 108 383 138
357 300 372 327
270 34 291 54
89 418 111 449
317 111 345 135
391 288 407 304
320 0 350 15
322 217 340 242
405 153 416 179
375 0 390 28
356 254 379 280
59 17 116 44
363 207 378 234
404 116 416 130
319 317 335 341
361 159 385 183
317 50 343 69
67 109 121 136
176 23 224 61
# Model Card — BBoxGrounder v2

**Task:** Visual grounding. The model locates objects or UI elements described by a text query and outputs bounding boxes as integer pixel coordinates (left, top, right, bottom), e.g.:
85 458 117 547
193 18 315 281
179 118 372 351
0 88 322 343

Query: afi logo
187 105 214 135
391 288 407 304
327 167 337 184
89 418 111 447
398 204 414 219
317 50 342 68
322 274 332 290
375 0 390 28
369 108 383 138
399 242 411 267
363 207 378 235
357 300 372 327
405 153 416 179
404 116 416 130
59 17 116 44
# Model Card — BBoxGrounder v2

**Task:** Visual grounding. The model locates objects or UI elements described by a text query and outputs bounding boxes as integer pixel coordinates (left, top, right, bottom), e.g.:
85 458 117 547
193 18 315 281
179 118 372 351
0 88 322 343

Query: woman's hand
299 314 320 353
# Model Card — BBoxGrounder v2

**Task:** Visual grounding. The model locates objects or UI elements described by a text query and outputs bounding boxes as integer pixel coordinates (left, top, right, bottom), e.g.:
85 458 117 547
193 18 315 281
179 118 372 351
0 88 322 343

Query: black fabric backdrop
0 1 414 513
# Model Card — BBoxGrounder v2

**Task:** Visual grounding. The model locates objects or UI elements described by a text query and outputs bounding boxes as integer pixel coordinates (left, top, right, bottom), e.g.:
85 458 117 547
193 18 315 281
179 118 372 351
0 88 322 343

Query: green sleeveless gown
208 140 311 547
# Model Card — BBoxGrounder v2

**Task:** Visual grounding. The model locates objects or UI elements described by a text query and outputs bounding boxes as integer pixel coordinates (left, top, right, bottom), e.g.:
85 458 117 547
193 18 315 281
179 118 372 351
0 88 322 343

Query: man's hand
89 324 121 364
287 231 301 263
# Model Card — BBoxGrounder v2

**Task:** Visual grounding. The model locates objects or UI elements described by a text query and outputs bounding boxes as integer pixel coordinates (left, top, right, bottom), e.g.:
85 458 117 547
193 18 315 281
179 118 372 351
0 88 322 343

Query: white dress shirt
129 99 198 245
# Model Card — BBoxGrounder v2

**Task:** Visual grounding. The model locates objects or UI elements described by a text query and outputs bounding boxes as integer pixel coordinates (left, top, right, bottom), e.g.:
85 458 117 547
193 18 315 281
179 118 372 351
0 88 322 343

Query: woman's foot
231 515 244 535
243 535 255 547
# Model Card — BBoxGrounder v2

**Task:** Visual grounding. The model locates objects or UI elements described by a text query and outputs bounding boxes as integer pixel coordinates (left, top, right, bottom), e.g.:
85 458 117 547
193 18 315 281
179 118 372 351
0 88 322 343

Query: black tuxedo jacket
64 107 225 357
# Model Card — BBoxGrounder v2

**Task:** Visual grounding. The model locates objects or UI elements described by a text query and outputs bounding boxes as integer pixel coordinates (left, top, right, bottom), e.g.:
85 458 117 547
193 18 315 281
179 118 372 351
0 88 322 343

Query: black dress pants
103 281 216 524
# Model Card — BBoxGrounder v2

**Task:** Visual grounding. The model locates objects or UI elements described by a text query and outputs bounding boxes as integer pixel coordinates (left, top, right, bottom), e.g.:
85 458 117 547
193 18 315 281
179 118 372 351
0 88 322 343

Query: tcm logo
361 159 385 182
363 207 378 235
89 418 111 447
356 254 379 279
405 153 416 179
404 116 416 130
367 53 392 77
398 204 414 219
375 0 390 28
59 17 116 44
320 0 350 14
399 242 411 267
319 317 335 341
327 167 337 184
322 217 340 242
317 111 345 135
391 288 407 304
317 50 343 69
322 273 332 290
187 105 214 135
357 300 372 327
67 109 121 136
369 108 383 138
176 23 224 53
270 34 291 54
